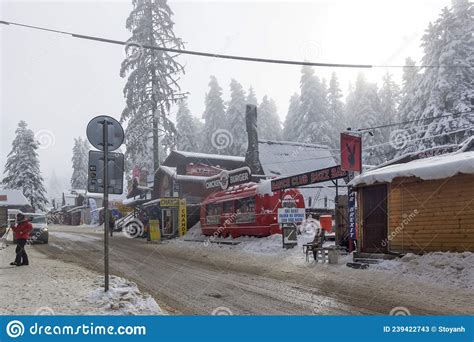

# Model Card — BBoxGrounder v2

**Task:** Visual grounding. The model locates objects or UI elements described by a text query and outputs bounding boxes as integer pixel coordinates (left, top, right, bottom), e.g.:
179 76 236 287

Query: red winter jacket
12 221 33 240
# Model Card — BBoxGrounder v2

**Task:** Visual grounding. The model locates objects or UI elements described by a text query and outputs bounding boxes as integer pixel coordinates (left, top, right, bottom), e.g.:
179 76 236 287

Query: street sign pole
103 119 110 292
87 115 125 293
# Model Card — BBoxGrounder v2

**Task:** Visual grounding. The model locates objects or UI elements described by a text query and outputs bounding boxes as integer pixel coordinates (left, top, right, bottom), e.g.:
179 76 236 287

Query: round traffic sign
86 115 124 151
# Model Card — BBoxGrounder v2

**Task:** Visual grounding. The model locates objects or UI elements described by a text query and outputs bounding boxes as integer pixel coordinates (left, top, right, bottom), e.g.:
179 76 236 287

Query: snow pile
372 252 474 289
182 220 333 256
350 151 474 186
85 275 165 315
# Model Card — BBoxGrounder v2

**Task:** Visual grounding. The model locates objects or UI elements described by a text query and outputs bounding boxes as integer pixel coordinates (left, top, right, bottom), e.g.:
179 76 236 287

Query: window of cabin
236 197 256 223
206 203 222 225
222 201 234 214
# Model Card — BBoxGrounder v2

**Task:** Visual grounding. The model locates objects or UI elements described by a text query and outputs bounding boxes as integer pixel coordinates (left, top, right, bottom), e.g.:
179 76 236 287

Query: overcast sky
1 0 450 194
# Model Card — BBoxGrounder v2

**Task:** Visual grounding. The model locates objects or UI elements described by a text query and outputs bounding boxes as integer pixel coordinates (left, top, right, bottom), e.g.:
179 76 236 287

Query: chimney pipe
245 104 263 177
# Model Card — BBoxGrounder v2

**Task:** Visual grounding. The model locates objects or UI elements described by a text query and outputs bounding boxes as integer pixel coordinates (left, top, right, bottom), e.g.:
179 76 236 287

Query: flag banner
341 133 362 172
0 315 471 342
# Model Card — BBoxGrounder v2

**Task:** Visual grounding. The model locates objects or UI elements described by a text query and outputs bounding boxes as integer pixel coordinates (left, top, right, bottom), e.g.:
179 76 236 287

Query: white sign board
277 208 306 224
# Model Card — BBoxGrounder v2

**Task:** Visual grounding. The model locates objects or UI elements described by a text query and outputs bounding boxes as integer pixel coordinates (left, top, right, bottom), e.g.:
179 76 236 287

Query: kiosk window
206 203 222 216
223 201 234 214
236 197 256 223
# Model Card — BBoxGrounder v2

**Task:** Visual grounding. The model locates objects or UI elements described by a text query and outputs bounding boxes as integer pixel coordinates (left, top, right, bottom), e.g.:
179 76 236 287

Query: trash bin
328 249 339 264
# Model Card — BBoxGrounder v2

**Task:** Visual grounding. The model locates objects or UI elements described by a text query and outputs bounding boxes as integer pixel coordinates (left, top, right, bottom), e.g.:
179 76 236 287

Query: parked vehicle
200 182 305 238
25 213 49 244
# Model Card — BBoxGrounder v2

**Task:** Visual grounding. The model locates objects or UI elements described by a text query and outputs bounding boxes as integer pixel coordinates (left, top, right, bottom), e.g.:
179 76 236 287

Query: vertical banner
178 199 187 237
149 219 161 241
348 189 356 240
341 133 362 172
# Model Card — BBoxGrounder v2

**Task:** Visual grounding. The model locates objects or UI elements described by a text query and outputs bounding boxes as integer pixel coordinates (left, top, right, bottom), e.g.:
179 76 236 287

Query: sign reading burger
204 167 251 191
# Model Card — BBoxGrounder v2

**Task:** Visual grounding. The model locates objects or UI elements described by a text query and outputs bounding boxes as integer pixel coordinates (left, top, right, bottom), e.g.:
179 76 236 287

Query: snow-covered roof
258 140 344 208
350 151 474 187
173 150 245 162
158 165 209 183
0 188 29 207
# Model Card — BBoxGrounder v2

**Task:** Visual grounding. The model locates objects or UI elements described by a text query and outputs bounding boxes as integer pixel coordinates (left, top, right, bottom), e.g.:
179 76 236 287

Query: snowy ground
0 236 165 315
35 224 473 315
373 252 473 289
177 221 473 290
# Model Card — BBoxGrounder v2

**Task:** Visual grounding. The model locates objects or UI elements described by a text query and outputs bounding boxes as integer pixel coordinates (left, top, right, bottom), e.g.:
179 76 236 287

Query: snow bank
0 246 164 315
86 275 165 315
350 151 474 186
182 220 333 257
372 252 474 289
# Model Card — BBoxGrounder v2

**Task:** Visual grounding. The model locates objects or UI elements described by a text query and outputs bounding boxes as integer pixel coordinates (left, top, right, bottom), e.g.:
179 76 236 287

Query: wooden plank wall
387 174 474 253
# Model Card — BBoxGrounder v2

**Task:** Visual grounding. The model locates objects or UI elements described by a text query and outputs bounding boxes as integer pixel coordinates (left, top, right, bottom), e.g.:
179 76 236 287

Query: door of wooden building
362 184 388 253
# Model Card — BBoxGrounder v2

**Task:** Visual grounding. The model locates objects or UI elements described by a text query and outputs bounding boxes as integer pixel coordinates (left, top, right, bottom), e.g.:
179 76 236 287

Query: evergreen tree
120 0 185 175
327 72 345 149
176 100 202 152
298 65 331 146
47 171 63 207
398 57 420 123
202 76 227 153
258 95 282 141
345 73 384 165
246 86 258 106
226 79 247 156
2 121 48 211
70 137 89 190
379 72 401 159
283 93 301 141
403 0 473 152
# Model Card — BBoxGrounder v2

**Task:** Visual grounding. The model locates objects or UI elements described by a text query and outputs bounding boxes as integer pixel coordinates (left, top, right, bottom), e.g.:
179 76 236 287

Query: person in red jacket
10 213 32 266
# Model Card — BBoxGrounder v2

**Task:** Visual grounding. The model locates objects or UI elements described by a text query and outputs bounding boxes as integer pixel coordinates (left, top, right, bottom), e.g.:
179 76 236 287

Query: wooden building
350 151 474 254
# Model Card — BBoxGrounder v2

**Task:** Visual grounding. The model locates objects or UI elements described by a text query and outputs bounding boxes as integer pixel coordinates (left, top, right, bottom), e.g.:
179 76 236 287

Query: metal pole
103 119 109 292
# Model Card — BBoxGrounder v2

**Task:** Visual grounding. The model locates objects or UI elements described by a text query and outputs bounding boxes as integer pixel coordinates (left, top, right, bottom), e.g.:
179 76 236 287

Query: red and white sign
341 133 362 173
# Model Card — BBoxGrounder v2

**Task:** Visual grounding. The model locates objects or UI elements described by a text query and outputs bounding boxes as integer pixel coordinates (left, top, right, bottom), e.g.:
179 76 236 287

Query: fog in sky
1 0 450 194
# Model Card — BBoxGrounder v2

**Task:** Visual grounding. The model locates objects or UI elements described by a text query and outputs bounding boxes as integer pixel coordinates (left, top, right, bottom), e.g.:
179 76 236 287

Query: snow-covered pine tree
202 76 227 154
120 0 185 175
246 86 258 106
327 72 345 149
345 73 384 165
379 72 401 159
47 171 63 207
70 137 89 190
398 57 420 123
283 93 300 141
258 95 282 141
298 65 331 146
2 121 48 211
403 0 473 152
226 79 247 156
176 100 202 152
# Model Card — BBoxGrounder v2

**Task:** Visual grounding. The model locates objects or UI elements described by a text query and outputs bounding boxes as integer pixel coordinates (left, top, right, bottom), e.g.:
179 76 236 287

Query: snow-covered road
0 231 165 315
30 225 473 315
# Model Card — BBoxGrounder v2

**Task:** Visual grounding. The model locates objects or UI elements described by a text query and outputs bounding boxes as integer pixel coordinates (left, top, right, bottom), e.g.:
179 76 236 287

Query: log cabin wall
387 174 474 253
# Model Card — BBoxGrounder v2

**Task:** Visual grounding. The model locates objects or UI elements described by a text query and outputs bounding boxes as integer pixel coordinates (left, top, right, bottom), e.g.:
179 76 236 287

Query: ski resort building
350 149 474 254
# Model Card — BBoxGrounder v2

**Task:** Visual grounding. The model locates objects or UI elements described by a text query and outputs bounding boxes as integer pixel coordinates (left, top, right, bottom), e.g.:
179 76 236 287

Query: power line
352 110 474 132
1 19 472 69
266 125 474 165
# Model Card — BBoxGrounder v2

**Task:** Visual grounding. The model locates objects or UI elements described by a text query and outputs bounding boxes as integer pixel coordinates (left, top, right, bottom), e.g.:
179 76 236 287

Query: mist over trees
122 0 471 169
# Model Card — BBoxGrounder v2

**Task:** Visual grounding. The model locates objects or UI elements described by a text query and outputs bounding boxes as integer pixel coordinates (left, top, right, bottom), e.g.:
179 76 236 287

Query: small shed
350 151 474 254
